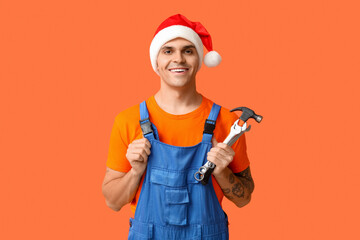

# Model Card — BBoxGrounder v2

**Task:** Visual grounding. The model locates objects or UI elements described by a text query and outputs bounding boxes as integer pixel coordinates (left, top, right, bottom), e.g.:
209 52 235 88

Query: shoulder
202 96 238 124
219 106 238 122
115 103 141 125
202 96 239 141
216 106 238 137
113 102 143 143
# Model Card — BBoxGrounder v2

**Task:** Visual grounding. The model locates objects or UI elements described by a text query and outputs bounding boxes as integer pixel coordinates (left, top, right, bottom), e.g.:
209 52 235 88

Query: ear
211 135 218 147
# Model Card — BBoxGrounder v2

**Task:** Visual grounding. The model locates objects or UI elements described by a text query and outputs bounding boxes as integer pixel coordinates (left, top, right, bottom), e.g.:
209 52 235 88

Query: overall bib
128 101 229 240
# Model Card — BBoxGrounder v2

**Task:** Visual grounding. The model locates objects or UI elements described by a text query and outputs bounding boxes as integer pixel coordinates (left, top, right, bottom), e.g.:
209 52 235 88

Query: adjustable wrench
194 107 263 185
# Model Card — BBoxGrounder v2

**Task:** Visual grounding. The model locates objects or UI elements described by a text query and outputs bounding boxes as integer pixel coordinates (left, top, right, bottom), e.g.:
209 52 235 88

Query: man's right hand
103 138 151 211
126 138 151 176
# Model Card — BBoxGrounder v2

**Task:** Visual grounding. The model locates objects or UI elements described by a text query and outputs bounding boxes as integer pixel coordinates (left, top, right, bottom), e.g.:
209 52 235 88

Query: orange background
1 0 359 239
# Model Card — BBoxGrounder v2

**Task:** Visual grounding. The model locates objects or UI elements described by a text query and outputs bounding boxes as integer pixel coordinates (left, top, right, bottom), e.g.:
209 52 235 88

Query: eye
164 50 172 54
185 49 193 54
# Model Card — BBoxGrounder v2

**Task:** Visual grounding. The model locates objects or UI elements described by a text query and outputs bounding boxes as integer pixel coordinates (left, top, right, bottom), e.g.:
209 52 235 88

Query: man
102 14 254 239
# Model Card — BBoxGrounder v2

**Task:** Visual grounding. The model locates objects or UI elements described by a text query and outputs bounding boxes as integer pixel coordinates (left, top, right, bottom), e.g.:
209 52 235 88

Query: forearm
102 168 143 211
213 167 253 208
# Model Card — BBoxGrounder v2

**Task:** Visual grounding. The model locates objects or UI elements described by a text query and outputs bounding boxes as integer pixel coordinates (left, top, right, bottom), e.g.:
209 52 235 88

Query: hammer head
230 107 263 123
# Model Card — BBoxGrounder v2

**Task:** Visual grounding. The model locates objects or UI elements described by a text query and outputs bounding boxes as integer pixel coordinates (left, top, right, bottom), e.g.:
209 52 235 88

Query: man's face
156 38 200 89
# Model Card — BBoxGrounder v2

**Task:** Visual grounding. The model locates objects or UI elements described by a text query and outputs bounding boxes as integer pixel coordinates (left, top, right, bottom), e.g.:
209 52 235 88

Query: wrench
194 107 262 185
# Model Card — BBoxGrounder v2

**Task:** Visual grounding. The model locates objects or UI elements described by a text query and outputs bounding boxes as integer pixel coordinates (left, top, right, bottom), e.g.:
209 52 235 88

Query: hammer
223 107 263 146
231 107 263 124
194 106 263 185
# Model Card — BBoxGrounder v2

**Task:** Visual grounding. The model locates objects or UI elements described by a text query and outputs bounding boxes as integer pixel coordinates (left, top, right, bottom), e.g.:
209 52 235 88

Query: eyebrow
160 45 196 50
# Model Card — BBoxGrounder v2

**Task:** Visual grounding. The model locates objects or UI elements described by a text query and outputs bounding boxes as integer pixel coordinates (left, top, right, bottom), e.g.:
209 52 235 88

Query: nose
173 50 185 63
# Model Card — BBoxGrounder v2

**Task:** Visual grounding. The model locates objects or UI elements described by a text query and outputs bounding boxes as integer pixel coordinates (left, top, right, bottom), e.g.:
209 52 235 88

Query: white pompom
204 51 222 67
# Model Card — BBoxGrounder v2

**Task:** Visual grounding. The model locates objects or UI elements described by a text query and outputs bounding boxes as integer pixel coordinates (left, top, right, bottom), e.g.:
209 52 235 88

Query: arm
102 167 143 211
207 137 254 208
102 138 151 211
213 166 254 208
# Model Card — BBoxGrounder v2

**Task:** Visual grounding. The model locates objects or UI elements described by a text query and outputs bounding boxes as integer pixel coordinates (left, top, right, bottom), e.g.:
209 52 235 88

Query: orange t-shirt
106 95 250 213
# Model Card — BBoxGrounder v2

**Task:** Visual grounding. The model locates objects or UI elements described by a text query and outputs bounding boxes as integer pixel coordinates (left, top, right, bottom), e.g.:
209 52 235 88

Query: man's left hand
207 137 235 176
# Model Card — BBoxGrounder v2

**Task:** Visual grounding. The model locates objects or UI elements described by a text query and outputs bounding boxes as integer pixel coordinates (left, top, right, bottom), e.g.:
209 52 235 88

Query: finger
207 152 232 169
131 143 151 156
207 150 227 162
208 148 234 164
131 147 150 160
211 137 234 156
206 153 221 166
133 138 151 151
144 146 151 156
130 138 151 149
209 146 229 158
140 138 151 149
126 152 144 162
139 149 149 162
215 142 235 156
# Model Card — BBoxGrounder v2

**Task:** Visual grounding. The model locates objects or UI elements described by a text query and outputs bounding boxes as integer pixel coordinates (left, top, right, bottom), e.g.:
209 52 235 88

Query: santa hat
150 14 222 74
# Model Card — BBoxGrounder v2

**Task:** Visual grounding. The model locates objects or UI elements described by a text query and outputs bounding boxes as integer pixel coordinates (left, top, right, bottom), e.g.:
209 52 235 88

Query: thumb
211 136 218 147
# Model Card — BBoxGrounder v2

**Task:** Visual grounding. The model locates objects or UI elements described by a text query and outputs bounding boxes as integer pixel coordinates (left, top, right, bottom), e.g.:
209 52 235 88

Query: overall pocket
128 230 152 240
165 188 190 226
150 168 190 226
128 218 153 240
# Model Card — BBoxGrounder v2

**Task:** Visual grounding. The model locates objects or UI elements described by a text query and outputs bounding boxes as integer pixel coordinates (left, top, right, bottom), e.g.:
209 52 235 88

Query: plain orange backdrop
1 0 360 239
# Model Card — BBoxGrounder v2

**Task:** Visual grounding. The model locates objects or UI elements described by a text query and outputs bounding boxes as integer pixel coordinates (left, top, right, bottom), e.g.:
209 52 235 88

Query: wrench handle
224 133 242 147
198 123 242 185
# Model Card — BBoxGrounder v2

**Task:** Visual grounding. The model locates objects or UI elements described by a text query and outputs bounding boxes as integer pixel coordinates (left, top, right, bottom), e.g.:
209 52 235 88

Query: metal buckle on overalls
139 118 153 136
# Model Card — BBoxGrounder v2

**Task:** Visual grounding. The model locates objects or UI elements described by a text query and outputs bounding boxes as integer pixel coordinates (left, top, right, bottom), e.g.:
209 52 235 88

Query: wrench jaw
227 124 251 146
223 120 241 145
224 121 249 146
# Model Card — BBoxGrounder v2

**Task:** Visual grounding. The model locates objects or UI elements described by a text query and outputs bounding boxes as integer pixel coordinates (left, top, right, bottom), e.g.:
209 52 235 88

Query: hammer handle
238 120 245 126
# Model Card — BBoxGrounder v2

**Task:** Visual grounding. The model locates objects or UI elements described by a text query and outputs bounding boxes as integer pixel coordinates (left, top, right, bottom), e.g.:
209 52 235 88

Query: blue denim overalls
128 101 229 240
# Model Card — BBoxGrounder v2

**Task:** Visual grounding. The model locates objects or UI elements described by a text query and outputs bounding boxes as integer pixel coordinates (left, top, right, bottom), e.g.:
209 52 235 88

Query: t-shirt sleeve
106 116 132 172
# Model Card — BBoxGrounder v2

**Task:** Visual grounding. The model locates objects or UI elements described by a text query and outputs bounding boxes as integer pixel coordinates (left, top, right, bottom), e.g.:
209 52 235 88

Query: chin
165 79 190 88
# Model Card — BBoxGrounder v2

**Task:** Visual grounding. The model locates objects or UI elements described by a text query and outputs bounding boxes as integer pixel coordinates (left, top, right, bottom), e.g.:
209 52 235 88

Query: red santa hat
150 14 222 74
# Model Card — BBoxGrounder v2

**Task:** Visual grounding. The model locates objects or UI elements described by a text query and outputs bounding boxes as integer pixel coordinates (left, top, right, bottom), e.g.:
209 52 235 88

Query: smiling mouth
168 68 189 73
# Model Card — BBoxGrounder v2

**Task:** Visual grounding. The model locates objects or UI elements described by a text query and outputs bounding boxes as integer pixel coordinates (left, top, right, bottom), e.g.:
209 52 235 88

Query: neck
154 81 202 115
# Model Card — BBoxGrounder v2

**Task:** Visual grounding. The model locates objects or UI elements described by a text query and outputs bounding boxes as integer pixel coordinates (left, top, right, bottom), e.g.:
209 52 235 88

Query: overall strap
202 103 221 143
139 101 155 140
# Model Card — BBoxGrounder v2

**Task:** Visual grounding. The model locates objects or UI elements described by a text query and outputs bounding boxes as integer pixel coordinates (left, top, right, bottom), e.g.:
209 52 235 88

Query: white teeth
170 69 186 72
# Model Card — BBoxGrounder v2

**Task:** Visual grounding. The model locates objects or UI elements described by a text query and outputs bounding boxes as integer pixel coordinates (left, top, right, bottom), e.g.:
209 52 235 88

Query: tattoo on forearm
236 167 252 180
221 173 245 199
234 167 254 194
221 187 234 200
222 167 255 201
232 183 245 198
222 188 231 194
239 177 252 194
229 173 235 184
